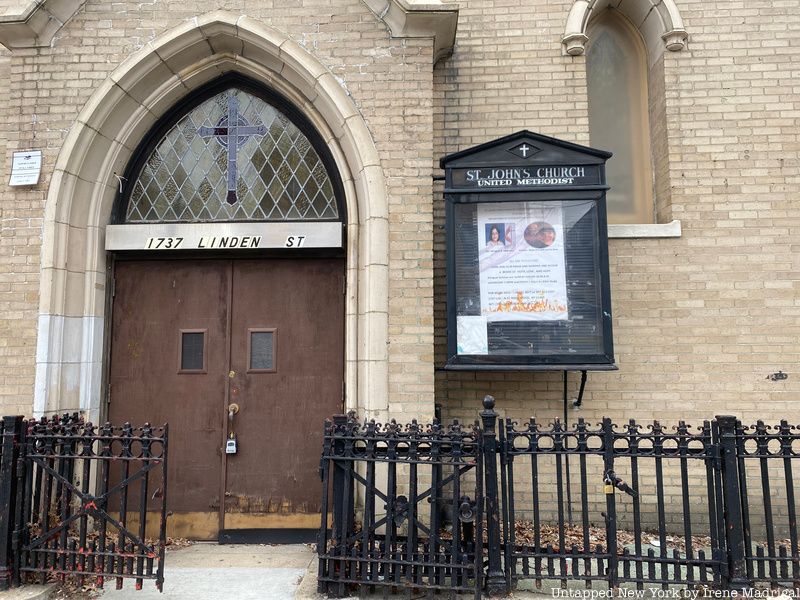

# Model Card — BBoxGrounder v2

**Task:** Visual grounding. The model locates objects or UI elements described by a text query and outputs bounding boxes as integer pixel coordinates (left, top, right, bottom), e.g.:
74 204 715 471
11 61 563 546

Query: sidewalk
0 545 322 600
92 543 570 599
4 544 715 600
99 543 322 599
3 545 798 600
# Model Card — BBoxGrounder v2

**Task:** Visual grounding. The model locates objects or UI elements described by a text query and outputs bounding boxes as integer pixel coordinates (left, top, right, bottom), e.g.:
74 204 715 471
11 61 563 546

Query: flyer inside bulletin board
457 201 568 355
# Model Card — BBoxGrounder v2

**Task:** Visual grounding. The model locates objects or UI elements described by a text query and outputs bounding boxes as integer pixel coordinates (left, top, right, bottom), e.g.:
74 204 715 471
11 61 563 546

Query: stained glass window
125 88 339 223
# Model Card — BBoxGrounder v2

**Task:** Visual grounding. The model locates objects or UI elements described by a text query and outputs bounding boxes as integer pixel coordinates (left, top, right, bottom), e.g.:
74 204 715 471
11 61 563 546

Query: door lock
226 403 240 454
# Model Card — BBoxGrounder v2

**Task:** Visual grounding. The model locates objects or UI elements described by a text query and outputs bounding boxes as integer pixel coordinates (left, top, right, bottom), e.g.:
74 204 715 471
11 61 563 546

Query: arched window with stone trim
586 10 654 224
115 74 345 225
565 0 688 228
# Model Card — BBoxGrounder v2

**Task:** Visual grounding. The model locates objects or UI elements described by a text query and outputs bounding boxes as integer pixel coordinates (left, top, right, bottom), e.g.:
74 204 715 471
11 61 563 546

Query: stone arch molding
562 0 688 61
35 11 390 424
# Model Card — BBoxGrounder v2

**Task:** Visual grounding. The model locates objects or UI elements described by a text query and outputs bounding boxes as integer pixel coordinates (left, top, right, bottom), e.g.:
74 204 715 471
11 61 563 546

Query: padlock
603 473 614 495
225 437 238 454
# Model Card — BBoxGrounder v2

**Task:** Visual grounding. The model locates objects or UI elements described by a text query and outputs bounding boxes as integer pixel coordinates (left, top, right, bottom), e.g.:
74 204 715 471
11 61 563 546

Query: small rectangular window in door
178 329 207 373
248 329 276 373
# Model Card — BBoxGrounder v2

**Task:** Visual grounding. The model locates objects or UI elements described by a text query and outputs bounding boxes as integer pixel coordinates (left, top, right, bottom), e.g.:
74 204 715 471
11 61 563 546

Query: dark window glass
181 332 205 371
250 331 274 371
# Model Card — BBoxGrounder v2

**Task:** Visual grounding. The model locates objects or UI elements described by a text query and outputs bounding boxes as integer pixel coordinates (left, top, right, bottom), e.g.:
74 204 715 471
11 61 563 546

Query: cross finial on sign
198 94 267 204
508 142 539 160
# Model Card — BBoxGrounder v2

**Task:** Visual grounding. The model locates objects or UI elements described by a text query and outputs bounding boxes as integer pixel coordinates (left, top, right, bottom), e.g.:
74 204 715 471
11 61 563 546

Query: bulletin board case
441 131 617 371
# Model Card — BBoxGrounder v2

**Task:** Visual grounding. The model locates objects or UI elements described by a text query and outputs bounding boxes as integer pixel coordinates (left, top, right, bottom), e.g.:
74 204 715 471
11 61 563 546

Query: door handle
228 403 240 432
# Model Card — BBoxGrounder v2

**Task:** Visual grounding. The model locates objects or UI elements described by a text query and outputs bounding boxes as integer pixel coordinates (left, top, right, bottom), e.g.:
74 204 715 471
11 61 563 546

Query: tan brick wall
649 53 672 223
0 50 13 408
0 0 797 434
0 50 7 163
433 0 800 434
0 2 436 417
0 46 39 417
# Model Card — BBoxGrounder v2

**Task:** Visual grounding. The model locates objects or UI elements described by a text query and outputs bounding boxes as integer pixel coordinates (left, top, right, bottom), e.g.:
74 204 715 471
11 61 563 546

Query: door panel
223 259 344 530
108 258 345 541
109 260 229 539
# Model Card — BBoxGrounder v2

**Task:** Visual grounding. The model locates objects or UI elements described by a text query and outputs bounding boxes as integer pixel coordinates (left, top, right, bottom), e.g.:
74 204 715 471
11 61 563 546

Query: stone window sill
607 220 681 239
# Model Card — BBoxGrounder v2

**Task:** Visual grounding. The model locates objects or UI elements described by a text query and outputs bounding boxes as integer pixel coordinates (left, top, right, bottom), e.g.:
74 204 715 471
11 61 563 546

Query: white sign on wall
9 151 42 186
477 201 569 322
105 222 343 251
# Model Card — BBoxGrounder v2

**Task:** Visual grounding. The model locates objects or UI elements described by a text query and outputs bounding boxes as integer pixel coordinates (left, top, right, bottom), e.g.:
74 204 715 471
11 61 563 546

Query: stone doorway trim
35 11 389 424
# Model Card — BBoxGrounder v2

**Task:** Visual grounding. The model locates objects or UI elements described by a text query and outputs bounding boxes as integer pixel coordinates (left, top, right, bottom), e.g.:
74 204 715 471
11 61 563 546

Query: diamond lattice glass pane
125 88 338 223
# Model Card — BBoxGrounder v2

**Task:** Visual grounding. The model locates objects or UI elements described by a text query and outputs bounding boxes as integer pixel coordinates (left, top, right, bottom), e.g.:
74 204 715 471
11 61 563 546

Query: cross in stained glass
198 94 267 204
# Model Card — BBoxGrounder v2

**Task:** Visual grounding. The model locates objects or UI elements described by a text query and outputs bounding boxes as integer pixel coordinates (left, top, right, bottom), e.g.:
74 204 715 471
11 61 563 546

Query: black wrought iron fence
731 419 800 588
319 398 800 597
317 413 485 598
500 417 727 591
0 416 21 590
0 414 169 592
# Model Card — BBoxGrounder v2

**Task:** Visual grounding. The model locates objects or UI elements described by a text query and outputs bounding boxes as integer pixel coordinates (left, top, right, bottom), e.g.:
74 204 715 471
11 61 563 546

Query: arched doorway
105 74 345 541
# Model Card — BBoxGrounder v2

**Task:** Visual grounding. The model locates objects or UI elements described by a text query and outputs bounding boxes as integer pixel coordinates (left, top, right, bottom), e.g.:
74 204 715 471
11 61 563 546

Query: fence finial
483 395 495 411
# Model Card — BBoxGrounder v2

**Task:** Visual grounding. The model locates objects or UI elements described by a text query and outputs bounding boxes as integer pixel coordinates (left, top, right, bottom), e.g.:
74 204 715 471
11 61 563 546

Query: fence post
330 414 351 544
0 416 23 591
716 415 752 590
480 395 506 595
602 417 619 591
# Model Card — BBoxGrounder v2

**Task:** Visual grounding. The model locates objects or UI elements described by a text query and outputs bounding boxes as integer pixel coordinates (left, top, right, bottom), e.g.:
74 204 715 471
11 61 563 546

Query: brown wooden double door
108 258 344 540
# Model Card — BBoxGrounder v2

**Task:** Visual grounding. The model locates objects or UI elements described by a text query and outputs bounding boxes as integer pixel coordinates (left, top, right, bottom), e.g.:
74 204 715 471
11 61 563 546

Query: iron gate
0 414 169 591
317 414 485 597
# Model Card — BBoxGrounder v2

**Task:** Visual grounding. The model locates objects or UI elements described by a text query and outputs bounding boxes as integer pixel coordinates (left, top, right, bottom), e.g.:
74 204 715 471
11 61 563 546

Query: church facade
0 0 797 537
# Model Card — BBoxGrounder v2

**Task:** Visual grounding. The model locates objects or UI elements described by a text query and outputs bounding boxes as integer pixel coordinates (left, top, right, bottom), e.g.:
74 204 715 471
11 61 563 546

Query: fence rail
0 414 168 592
319 397 800 597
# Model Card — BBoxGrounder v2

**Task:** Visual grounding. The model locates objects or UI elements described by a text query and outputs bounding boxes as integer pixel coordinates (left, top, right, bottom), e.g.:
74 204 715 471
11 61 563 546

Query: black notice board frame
441 130 617 372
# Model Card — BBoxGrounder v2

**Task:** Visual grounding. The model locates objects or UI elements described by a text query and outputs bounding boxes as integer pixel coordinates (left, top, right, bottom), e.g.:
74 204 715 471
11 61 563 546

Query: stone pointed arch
36 11 389 423
562 0 688 62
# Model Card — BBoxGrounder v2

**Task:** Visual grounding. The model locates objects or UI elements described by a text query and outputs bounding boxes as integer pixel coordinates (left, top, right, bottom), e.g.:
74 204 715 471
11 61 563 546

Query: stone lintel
607 220 682 239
